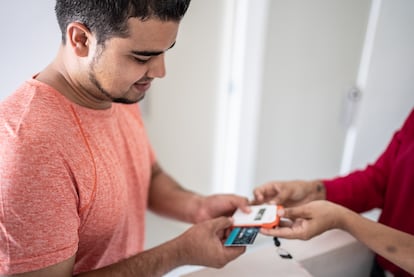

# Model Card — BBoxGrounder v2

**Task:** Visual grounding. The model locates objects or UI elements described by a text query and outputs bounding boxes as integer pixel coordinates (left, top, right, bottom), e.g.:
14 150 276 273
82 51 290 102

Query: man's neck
35 58 112 110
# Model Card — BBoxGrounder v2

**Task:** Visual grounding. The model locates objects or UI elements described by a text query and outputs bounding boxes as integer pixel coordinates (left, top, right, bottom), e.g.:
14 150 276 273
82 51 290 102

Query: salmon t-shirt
0 79 155 275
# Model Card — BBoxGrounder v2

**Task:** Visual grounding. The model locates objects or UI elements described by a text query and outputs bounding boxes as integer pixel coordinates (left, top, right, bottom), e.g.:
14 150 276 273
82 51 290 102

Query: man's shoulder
0 80 77 155
1 79 71 131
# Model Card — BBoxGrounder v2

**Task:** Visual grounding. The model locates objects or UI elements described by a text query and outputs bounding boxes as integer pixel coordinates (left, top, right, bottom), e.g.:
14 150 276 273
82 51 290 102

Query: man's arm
76 236 188 277
2 217 245 277
148 162 249 223
147 162 202 223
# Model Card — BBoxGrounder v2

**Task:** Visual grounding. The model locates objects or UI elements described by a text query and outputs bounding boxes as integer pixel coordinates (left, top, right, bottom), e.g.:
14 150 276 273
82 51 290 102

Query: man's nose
147 53 166 79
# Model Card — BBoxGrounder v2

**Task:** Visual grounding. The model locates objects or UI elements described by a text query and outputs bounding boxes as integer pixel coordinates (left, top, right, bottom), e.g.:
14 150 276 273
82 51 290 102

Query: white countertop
176 229 373 277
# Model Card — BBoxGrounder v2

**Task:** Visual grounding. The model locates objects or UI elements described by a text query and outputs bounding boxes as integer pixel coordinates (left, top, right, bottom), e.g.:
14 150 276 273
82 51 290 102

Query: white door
347 0 414 171
249 0 372 194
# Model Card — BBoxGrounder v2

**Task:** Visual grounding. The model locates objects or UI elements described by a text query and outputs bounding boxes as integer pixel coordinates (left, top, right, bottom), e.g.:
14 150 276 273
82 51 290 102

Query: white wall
0 0 59 98
143 0 231 195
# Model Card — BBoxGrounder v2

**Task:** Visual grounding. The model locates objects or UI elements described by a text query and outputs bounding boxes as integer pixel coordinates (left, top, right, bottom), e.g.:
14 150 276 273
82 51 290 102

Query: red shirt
325 108 414 276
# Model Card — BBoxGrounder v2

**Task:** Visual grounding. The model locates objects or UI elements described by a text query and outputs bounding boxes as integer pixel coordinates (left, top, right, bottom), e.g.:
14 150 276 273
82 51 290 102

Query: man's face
87 18 179 104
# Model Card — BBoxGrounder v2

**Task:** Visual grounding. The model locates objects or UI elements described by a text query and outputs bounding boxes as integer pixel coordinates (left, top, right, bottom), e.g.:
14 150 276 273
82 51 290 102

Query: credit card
224 227 260 246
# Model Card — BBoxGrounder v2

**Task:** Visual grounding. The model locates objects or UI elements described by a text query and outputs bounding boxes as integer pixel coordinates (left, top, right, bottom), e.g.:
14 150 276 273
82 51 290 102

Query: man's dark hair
55 0 191 45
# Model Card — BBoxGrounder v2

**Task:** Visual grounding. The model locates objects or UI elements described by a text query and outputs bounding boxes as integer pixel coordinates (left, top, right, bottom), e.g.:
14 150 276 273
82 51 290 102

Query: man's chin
112 93 145 104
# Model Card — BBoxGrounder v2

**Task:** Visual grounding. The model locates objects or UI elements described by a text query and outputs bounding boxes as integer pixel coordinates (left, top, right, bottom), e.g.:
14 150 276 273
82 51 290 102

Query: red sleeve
324 109 414 213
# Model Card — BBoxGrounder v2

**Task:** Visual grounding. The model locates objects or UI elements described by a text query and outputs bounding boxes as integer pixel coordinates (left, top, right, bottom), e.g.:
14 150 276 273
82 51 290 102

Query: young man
254 108 414 276
0 1 249 276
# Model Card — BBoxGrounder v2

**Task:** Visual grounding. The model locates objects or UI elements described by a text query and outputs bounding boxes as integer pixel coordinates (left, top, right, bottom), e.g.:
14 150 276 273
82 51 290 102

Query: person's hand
194 194 250 223
260 200 345 240
176 217 246 268
253 180 325 207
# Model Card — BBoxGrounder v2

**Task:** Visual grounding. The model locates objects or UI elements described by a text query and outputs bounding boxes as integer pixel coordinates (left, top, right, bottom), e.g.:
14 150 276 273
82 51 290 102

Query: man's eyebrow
131 42 176 57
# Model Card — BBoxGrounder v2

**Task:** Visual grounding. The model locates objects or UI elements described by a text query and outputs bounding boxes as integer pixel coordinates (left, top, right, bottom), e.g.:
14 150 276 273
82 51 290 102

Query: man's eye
134 57 150 64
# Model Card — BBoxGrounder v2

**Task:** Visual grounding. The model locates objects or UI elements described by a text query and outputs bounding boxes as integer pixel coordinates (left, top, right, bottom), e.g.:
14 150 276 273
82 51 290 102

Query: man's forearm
148 164 202 223
76 236 186 277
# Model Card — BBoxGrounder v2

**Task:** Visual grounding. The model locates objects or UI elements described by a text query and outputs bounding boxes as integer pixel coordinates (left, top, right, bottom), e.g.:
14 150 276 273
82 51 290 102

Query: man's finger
211 216 234 230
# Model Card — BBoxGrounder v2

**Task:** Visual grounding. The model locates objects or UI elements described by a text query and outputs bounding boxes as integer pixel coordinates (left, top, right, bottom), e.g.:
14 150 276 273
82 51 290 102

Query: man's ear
66 22 93 57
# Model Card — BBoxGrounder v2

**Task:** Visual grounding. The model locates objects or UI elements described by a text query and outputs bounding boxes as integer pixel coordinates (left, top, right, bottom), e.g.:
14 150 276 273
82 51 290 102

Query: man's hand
193 194 250 223
176 217 246 268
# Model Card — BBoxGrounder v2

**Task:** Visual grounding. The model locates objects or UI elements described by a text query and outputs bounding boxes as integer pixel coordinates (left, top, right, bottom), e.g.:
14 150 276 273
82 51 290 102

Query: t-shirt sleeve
0 132 79 274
